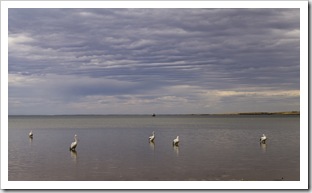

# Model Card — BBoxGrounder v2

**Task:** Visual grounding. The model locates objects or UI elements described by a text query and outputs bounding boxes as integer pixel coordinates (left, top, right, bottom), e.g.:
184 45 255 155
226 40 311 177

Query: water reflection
8 115 300 181
70 150 78 163
260 143 267 153
149 141 155 151
173 145 179 156
29 137 33 147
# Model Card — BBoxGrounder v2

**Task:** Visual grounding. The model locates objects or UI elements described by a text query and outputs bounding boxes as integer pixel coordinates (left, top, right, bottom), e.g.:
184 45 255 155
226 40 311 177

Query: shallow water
8 115 300 181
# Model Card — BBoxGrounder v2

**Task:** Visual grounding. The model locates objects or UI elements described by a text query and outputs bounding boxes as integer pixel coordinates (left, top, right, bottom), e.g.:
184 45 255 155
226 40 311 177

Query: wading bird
70 134 78 151
173 136 179 146
29 130 33 138
149 131 155 143
260 134 267 144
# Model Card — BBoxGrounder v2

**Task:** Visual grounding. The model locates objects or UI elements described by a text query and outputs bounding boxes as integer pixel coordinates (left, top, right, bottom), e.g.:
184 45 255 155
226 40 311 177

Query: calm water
8 115 300 181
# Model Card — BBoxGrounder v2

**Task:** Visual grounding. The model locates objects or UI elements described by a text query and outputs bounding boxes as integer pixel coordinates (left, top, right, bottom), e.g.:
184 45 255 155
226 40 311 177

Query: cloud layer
8 8 300 115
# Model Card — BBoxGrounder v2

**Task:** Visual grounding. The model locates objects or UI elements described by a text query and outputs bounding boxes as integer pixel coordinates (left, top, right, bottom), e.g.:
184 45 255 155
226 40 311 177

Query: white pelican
149 131 155 143
70 134 78 151
173 136 179 146
260 134 267 144
29 130 33 138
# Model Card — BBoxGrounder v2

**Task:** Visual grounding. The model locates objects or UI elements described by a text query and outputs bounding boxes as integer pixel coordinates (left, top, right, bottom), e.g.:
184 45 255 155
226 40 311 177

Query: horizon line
8 111 300 116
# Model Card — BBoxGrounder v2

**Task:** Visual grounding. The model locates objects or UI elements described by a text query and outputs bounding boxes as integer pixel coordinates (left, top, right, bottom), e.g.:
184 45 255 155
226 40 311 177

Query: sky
8 8 300 115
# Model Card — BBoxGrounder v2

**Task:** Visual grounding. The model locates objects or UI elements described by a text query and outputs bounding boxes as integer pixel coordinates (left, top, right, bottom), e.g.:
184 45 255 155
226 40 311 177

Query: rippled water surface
8 115 300 181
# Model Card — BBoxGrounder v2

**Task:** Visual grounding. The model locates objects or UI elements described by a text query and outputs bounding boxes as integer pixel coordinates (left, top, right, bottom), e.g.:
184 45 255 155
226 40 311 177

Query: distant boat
152 113 156 117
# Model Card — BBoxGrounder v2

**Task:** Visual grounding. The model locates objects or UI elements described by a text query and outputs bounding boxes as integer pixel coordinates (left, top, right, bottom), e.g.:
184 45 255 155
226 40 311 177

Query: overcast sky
8 8 300 115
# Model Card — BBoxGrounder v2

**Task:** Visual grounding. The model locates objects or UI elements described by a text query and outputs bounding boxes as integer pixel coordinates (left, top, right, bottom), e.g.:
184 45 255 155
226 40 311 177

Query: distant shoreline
8 111 300 116
209 111 300 116
237 111 299 115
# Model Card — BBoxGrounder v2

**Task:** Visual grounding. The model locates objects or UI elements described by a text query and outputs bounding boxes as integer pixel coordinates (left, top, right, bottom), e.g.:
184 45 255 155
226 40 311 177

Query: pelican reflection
70 149 78 162
149 141 155 151
29 137 33 147
173 145 179 156
260 143 267 153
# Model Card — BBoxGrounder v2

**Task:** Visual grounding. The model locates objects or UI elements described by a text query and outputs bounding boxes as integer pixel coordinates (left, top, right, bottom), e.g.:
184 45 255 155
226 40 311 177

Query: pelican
70 134 78 151
29 130 33 138
149 131 155 143
260 134 267 144
173 136 179 146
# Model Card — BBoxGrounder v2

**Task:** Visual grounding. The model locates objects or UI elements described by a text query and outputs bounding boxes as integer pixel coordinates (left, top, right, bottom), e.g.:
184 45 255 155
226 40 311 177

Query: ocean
8 115 300 181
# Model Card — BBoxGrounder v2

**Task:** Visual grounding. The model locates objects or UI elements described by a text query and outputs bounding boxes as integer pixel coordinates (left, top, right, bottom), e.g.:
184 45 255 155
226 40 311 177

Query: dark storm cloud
8 8 300 114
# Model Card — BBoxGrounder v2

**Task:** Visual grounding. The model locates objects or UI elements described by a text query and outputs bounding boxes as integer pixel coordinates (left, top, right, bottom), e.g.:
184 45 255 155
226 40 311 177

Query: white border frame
1 0 308 190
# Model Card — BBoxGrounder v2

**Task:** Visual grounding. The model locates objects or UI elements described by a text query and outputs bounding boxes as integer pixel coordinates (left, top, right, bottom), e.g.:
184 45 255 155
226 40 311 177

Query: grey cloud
8 8 300 114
